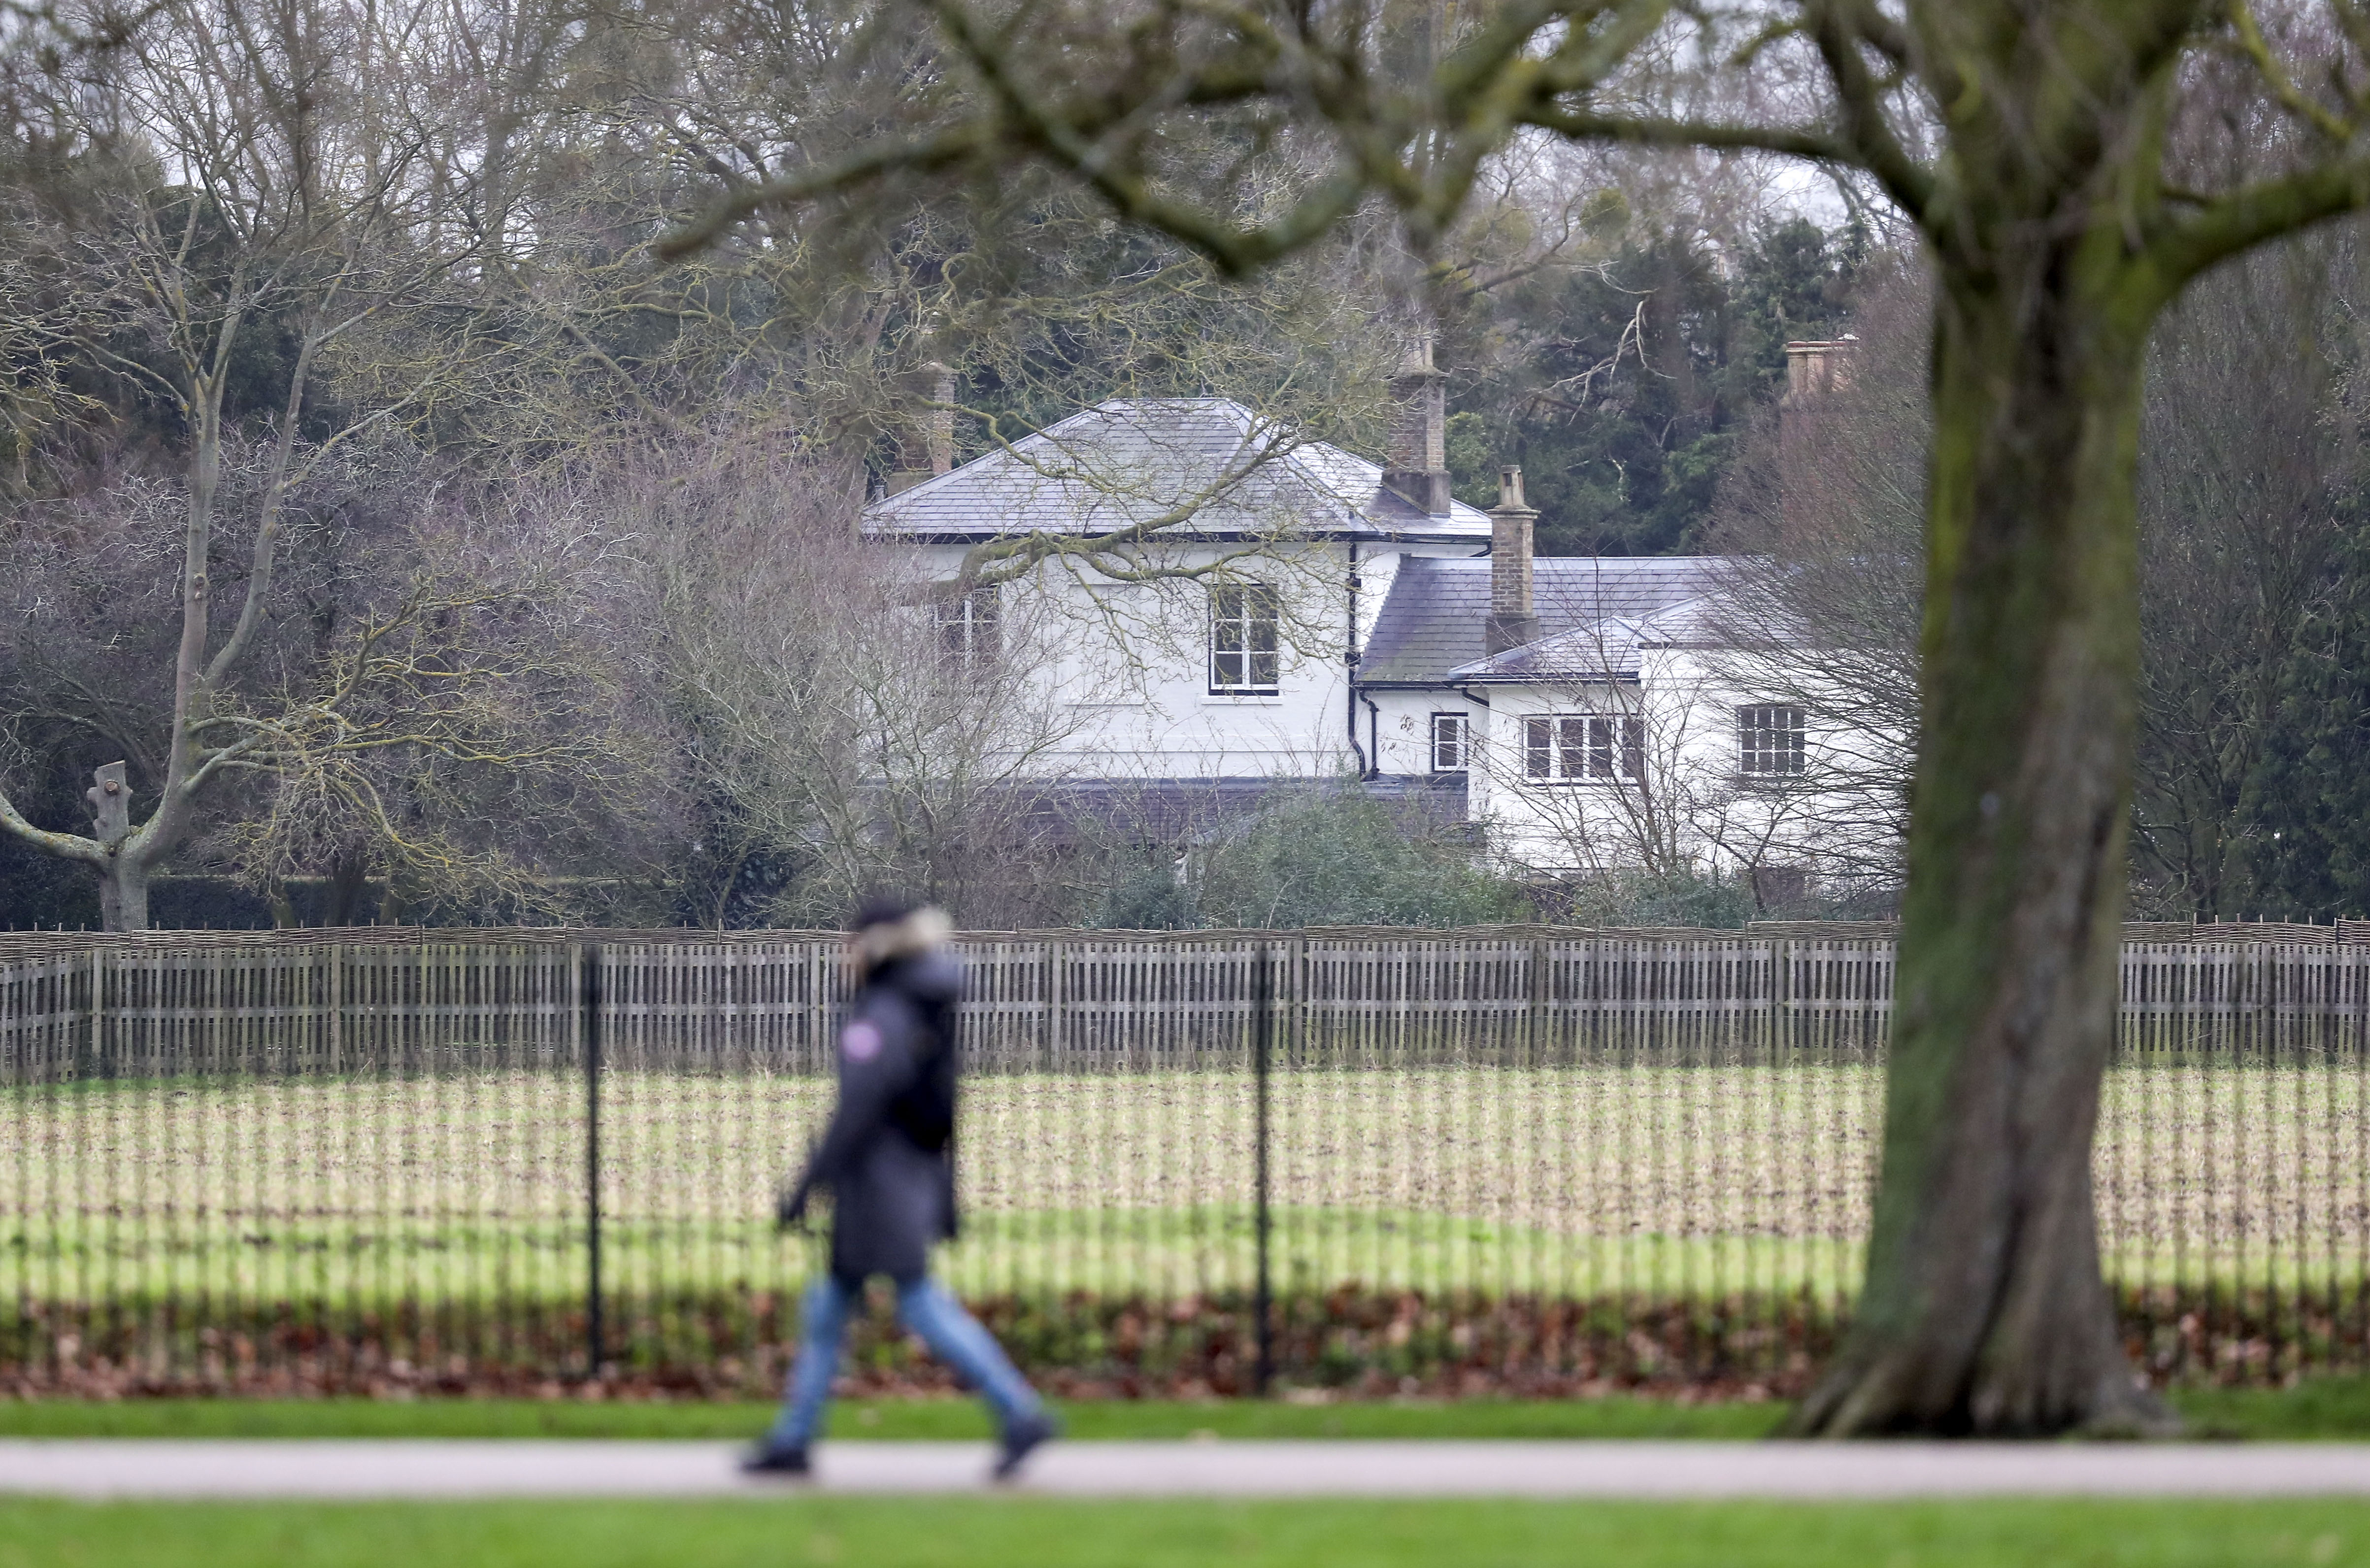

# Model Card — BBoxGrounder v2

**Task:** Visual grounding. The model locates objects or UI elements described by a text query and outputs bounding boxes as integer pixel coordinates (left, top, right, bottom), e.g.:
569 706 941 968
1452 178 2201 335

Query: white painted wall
1470 646 1901 880
1363 688 1474 780
898 535 1898 887
908 539 1467 780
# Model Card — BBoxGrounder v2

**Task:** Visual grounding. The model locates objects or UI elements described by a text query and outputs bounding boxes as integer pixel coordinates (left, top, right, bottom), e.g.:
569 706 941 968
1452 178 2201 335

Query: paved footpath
12 1440 2370 1500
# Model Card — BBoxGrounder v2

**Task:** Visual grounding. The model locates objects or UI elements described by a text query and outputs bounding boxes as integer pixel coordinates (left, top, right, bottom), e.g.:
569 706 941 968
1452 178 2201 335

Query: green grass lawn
0 1393 1788 1440
1 1497 2367 1568
9 1378 2370 1440
0 1202 1879 1303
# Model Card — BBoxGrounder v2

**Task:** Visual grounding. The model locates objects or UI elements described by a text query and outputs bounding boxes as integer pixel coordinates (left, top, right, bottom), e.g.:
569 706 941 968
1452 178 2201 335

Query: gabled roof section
1358 556 1732 685
864 396 1491 543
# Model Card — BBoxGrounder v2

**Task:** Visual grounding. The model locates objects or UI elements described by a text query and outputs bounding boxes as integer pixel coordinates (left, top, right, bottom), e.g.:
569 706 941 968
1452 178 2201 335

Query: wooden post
86 943 103 1079
1529 936 1548 1064
1049 937 1065 1069
329 942 343 1075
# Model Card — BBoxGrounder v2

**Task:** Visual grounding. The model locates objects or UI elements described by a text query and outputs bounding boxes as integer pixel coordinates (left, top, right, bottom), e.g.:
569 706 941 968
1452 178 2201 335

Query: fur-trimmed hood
852 904 952 972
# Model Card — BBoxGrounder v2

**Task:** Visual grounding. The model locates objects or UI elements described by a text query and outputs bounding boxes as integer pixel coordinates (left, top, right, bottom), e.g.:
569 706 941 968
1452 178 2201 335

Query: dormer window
1209 582 1280 695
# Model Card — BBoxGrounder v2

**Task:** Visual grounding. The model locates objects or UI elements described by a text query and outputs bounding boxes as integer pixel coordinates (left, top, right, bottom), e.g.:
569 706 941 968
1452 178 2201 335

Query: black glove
776 1184 811 1232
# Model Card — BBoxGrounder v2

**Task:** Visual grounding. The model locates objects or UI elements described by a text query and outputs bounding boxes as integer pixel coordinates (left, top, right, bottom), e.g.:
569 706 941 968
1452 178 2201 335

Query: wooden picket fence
5 921 2370 1077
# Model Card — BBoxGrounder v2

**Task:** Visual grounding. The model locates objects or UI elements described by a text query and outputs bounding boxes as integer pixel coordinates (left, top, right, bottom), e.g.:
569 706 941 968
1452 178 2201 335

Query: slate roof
1447 597 1730 682
1357 557 1734 685
865 397 1492 542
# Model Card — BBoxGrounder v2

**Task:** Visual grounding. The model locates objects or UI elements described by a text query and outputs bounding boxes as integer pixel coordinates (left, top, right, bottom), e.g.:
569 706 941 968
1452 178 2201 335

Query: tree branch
1801 0 1938 218
0 783 106 867
930 0 1369 275
1522 105 1858 166
654 123 993 262
2144 157 2370 304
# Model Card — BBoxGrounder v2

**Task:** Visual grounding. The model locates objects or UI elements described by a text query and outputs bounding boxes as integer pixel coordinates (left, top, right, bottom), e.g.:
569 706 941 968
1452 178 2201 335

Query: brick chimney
885 359 957 497
1779 337 1853 526
1382 336 1452 516
1485 466 1540 655
1783 338 1853 402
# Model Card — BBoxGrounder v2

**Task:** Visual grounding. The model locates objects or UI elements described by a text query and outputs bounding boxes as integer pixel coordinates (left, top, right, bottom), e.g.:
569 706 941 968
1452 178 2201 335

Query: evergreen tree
1449 217 1862 556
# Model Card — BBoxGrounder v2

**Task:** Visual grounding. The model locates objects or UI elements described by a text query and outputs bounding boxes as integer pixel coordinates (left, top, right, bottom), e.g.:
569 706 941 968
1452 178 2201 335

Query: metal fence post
1253 939 1275 1397
582 941 604 1380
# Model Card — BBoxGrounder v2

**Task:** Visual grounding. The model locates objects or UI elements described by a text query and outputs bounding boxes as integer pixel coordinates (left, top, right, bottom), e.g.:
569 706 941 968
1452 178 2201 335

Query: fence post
582 940 605 1380
1049 936 1066 1068
86 943 103 1079
1528 936 1548 1062
329 942 343 1075
1252 939 1274 1397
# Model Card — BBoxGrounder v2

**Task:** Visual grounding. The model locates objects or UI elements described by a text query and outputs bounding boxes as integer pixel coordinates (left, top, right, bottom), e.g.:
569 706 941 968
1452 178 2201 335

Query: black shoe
993 1410 1058 1481
742 1441 812 1477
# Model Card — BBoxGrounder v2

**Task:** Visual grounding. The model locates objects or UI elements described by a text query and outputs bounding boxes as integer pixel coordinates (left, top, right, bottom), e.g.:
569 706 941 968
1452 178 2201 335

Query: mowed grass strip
3 1497 2370 1568
7 1377 2370 1439
0 1395 1789 1441
0 1204 1876 1303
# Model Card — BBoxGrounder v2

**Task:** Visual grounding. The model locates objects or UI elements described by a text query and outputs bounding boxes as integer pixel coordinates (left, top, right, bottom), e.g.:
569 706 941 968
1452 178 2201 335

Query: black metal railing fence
4 923 2369 1398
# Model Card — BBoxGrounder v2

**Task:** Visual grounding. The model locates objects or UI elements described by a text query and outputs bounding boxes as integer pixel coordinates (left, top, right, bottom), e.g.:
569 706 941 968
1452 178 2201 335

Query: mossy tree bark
1790 238 2167 1435
1776 0 2370 1436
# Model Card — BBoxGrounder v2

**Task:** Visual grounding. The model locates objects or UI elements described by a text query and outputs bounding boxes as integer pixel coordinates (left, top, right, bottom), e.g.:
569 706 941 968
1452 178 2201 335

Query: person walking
745 896 1057 1481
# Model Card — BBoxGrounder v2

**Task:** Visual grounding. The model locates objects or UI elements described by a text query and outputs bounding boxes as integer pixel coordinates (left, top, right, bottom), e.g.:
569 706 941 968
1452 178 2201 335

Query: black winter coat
789 952 963 1282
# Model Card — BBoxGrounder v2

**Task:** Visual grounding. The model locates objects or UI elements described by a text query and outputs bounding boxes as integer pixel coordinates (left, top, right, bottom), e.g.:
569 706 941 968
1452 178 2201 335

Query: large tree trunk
98 856 152 934
1789 251 2171 1436
322 850 371 927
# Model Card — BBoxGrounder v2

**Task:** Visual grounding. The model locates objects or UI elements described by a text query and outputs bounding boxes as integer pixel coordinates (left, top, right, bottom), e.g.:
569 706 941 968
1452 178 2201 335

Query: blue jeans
767 1272 1042 1448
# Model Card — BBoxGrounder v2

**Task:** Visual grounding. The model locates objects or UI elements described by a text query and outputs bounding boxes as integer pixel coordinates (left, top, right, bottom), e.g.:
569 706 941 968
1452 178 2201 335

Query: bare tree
1709 237 2370 922
0 0 585 928
204 480 676 924
1468 639 1705 884
612 434 1084 929
1464 602 1891 907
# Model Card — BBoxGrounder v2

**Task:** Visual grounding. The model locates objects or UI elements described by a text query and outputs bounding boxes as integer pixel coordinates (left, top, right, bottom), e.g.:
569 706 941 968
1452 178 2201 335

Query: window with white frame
1430 712 1469 773
1738 704 1807 776
934 582 1001 672
1208 582 1281 695
1521 714 1644 783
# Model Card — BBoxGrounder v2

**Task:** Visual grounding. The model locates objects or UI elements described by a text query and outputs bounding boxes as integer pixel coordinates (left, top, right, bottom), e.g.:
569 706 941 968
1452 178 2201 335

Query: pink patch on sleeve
841 1021 884 1062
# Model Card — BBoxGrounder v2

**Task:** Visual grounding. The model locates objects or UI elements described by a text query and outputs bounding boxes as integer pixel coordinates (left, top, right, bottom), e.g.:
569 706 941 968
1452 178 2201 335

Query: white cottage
864 359 1490 794
860 345 1891 883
